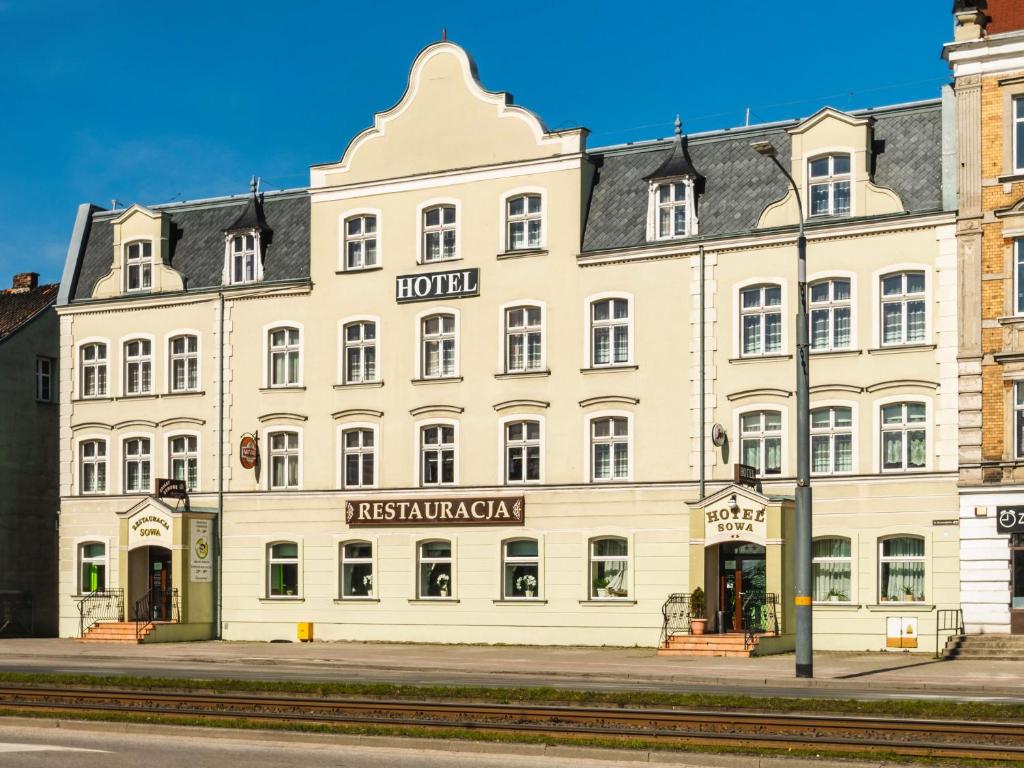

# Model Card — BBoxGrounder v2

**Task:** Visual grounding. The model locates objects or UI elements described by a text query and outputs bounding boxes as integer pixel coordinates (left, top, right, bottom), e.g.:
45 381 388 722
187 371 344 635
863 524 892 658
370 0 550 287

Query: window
229 234 257 284
418 540 453 598
1016 240 1024 315
123 437 151 493
268 327 300 387
343 321 377 383
503 539 539 599
267 542 299 598
1015 97 1024 174
813 538 852 602
342 428 375 489
591 416 629 482
590 537 629 599
505 420 541 483
35 357 53 402
123 339 152 395
881 271 926 346
420 424 455 486
879 536 925 603
881 402 926 472
169 335 198 392
79 440 107 494
506 194 542 250
80 343 107 398
125 241 152 291
1016 382 1024 459
269 431 300 489
810 279 851 351
79 542 106 594
169 435 198 491
340 541 373 598
422 205 457 262
344 215 378 270
505 306 543 373
590 298 630 366
808 154 851 217
740 410 782 476
421 314 456 378
740 284 782 356
655 181 689 238
811 406 853 475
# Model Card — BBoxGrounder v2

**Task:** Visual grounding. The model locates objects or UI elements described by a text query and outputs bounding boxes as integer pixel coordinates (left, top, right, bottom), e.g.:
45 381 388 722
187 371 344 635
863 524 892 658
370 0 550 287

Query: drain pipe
698 245 706 500
215 292 224 639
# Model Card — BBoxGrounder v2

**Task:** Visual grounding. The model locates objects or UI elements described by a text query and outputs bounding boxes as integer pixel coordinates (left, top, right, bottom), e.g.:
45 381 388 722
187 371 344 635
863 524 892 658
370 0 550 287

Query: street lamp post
751 140 812 678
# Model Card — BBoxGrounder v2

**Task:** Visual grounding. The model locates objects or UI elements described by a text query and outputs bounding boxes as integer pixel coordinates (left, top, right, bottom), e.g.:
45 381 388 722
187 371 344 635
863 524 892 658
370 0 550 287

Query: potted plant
689 587 707 635
903 586 915 602
362 574 372 595
436 573 450 598
826 588 847 603
593 576 610 598
915 592 925 602
516 573 537 598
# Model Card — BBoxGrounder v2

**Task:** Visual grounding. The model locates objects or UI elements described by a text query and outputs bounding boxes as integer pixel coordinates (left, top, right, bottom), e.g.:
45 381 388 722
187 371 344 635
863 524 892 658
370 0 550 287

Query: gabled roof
0 282 58 343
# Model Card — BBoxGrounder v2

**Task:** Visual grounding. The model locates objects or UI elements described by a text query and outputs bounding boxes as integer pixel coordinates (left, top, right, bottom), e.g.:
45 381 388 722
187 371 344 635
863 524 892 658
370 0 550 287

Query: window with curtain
590 537 629 599
590 298 630 366
80 440 107 494
740 410 782 476
881 271 926 346
590 416 629 481
503 539 540 599
269 431 300 489
80 342 108 398
809 278 851 351
740 284 782 356
506 194 542 250
421 424 455 486
79 542 106 593
655 181 688 238
267 542 299 597
808 154 851 217
881 402 926 472
879 537 925 603
810 406 853 474
229 234 257 284
169 334 198 392
342 428 375 488
343 321 377 383
505 306 543 373
123 437 151 493
123 338 152 395
418 540 453 598
812 538 851 602
422 205 457 262
340 541 373 598
505 420 541 483
125 240 152 291
344 215 378 270
268 327 301 387
169 435 198 491
421 314 456 378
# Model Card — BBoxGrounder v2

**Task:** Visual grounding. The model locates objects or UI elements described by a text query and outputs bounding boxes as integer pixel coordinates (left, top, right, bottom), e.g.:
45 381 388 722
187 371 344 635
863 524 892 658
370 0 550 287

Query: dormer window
222 180 269 285
655 182 690 239
644 117 702 243
230 234 258 284
808 154 851 217
125 241 152 292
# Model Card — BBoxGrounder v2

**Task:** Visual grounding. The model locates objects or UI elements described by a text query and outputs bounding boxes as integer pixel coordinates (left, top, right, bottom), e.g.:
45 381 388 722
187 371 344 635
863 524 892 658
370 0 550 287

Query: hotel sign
346 496 524 527
704 500 768 547
395 268 480 303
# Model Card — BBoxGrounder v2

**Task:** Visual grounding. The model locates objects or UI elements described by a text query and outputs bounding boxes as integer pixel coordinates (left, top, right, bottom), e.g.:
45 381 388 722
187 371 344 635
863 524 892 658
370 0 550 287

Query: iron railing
77 588 124 637
133 587 179 641
935 607 964 658
0 591 33 637
660 593 694 646
741 591 780 649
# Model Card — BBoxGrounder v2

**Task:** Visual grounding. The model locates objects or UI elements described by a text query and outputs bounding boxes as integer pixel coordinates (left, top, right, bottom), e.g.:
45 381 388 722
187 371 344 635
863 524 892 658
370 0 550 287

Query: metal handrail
76 588 124 637
741 591 780 650
660 593 693 646
133 587 179 641
935 607 964 658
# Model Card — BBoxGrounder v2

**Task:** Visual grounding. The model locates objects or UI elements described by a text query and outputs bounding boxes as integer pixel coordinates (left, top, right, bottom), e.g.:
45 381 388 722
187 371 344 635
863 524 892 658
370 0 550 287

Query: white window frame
878 535 926 604
583 410 634 483
875 267 929 348
498 414 545 485
166 431 200 492
165 330 200 393
499 300 546 374
1016 381 1024 459
339 539 375 599
124 240 152 292
76 538 110 595
734 404 789 477
340 209 381 271
416 538 456 600
500 188 545 252
1015 96 1024 174
737 280 785 358
337 422 379 490
222 231 263 285
416 199 460 264
414 307 460 380
809 402 856 476
806 152 852 218
122 434 153 494
77 338 110 399
410 417 460 485
266 540 302 599
77 436 108 495
264 427 303 491
807 273 855 352
583 292 635 369
588 535 631 601
261 321 304 388
120 334 155 397
876 398 929 474
812 536 853 603
35 356 53 402
418 421 458 487
339 317 380 385
647 178 696 241
501 536 543 600
1015 240 1024 316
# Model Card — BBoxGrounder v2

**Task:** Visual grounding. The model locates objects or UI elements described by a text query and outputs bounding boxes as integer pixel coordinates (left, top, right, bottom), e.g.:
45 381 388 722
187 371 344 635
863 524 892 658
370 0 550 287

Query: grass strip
0 669 1021 723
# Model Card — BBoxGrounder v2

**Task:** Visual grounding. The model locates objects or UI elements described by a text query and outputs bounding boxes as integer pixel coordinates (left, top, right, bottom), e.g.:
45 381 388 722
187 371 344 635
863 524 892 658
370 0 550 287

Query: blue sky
0 1 953 284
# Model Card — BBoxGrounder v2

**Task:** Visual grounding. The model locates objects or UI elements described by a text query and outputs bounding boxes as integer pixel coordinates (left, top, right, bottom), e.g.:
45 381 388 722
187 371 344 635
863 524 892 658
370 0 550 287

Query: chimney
953 0 989 41
11 272 39 293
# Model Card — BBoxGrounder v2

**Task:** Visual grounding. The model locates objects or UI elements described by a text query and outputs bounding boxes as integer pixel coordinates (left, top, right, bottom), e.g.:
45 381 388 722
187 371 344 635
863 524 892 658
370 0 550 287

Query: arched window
268 327 301 387
420 314 456 379
590 537 629 600
740 410 782 476
229 234 258 284
341 428 375 489
123 338 152 395
267 542 299 598
504 305 543 373
502 539 539 599
78 542 106 594
590 297 630 367
812 537 851 602
168 334 198 392
655 181 689 238
343 321 377 384
420 424 456 486
589 416 629 482
880 271 926 346
809 278 851 351
808 154 850 217
422 205 457 262
169 435 199 491
418 540 453 598
79 440 107 494
344 215 378 270
339 541 373 598
740 284 782 357
506 194 542 250
123 437 151 493
504 420 541 483
80 342 108 398
879 536 925 603
268 430 300 489
124 240 152 291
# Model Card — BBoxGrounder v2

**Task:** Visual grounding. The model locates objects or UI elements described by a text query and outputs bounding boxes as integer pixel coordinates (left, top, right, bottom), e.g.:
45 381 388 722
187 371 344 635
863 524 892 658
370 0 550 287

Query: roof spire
250 176 259 195
642 114 703 183
674 114 682 139
441 27 447 41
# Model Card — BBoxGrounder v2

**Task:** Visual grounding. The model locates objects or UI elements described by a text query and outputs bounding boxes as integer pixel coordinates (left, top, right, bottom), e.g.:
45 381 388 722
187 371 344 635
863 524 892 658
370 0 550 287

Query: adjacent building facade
57 42 961 651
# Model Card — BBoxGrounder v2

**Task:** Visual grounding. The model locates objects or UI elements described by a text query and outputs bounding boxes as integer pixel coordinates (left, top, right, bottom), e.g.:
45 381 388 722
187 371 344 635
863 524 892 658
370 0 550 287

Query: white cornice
55 281 312 316
944 34 1024 76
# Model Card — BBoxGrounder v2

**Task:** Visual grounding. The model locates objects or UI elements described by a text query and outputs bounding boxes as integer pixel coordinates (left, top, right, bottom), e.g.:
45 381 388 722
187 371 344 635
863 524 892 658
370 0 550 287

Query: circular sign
239 435 258 470
194 537 209 560
711 423 726 447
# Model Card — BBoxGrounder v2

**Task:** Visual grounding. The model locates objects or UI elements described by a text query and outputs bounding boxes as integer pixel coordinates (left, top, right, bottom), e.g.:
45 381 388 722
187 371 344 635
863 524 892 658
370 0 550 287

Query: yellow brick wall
982 365 1008 459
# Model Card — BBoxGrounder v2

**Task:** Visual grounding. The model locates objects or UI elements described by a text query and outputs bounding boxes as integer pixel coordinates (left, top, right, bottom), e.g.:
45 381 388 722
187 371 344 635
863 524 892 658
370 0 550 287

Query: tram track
0 684 1022 762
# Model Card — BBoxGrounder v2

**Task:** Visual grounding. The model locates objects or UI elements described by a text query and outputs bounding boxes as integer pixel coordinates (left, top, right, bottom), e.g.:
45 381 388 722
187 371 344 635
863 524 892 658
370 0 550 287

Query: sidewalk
1 638 1022 700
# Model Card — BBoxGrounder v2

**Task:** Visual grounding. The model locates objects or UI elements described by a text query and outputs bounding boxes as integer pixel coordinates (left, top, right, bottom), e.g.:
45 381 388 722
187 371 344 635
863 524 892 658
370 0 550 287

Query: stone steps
658 633 757 658
78 621 154 644
943 634 1024 660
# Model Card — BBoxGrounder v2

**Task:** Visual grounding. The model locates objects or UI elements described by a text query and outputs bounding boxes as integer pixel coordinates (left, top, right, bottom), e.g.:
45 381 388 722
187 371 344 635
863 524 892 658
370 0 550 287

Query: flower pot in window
597 588 609 598
439 588 448 598
525 590 534 598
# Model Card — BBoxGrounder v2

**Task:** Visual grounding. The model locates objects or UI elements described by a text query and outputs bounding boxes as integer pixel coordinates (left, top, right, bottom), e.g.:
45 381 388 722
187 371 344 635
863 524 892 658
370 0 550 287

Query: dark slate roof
71 191 309 302
643 117 702 181
0 283 58 342
581 101 944 253
224 191 270 234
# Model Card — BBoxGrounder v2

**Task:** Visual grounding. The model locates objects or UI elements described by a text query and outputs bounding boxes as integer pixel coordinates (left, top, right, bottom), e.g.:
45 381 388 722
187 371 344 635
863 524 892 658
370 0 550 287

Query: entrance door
1013 535 1024 635
718 542 766 633
149 548 172 621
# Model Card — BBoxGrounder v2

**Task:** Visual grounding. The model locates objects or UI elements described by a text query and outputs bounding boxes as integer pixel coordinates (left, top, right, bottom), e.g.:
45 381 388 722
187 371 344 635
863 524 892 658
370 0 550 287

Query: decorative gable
91 205 184 299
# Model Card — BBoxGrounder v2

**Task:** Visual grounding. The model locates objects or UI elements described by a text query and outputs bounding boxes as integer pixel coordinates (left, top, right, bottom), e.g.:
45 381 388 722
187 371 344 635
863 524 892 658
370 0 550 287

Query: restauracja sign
346 496 524 527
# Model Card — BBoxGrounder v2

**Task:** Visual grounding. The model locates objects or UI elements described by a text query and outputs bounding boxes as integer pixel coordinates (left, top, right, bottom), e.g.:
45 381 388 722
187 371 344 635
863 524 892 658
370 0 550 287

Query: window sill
407 598 460 604
334 381 384 389
809 349 862 358
866 344 936 355
164 390 205 398
116 394 159 401
335 266 384 275
867 603 934 612
579 365 638 374
579 599 635 605
259 386 307 392
997 174 1024 184
813 602 860 610
73 397 113 403
259 597 304 603
35 399 57 405
495 370 551 380
417 257 463 267
496 248 547 261
410 376 463 385
728 354 792 364
493 599 547 604
997 315 1024 326
333 597 380 603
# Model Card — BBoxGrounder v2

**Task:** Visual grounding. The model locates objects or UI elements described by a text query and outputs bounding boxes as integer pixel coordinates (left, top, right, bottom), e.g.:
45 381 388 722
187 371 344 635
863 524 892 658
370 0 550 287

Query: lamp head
751 141 777 158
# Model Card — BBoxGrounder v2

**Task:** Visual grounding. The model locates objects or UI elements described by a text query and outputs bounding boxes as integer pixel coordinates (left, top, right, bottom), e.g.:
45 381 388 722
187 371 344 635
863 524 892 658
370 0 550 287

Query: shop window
590 416 629 482
340 541 373 598
342 428 375 489
881 401 926 472
812 537 852 602
268 327 301 387
505 420 541 483
422 205 457 262
344 215 378 270
420 424 455 486
810 406 853 475
124 240 152 292
169 435 198 491
268 431 300 490
78 542 106 594
808 154 850 217
35 357 53 402
267 542 299 598
228 233 258 285
168 334 199 392
740 284 782 356
506 194 542 250
503 539 539 599
740 410 782 476
809 278 851 351
879 536 925 603
880 271 926 346
590 537 629 599
80 440 107 494
123 437 151 493
421 314 457 379
418 540 453 598
590 298 630 366
80 342 108 398
123 338 152 395
343 321 377 383
505 305 543 373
